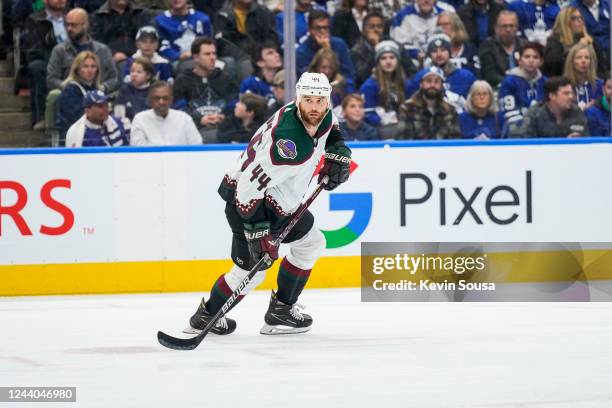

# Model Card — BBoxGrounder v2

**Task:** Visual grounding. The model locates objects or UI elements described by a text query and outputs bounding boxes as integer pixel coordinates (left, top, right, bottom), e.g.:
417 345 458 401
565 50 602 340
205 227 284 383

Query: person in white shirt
130 81 202 146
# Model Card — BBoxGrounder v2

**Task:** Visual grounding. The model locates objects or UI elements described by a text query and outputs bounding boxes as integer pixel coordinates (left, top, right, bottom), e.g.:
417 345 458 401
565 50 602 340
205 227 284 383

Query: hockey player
498 41 547 137
185 72 351 335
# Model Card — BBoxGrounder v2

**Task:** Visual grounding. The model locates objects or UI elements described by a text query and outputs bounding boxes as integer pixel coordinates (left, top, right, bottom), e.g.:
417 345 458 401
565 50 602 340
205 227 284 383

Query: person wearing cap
90 0 154 63
390 0 456 63
122 26 174 83
65 90 130 147
406 32 476 112
359 40 410 138
155 0 213 63
184 72 351 337
239 41 283 109
399 66 461 139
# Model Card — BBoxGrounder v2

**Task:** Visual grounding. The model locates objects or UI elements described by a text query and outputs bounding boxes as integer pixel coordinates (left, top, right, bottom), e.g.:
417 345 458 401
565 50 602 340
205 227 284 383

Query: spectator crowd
7 0 612 146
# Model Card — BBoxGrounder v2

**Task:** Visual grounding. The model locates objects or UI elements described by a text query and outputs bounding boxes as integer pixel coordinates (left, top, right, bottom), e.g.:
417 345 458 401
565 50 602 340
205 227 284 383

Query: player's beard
299 104 326 127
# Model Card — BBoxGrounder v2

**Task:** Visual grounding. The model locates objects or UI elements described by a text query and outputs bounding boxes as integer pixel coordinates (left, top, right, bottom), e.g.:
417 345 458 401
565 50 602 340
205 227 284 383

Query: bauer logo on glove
318 142 352 191
243 222 279 270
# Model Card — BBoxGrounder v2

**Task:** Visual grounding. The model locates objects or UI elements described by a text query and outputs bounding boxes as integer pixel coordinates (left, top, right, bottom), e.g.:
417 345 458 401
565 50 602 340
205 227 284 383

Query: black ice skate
184 298 236 335
260 291 312 335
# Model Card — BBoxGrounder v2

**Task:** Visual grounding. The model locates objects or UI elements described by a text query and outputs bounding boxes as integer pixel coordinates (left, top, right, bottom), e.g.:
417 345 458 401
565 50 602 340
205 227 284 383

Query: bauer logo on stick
276 139 298 159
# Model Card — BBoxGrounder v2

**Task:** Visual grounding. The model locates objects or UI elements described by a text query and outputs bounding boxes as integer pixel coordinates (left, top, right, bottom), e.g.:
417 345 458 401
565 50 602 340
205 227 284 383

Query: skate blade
260 324 311 335
182 327 202 335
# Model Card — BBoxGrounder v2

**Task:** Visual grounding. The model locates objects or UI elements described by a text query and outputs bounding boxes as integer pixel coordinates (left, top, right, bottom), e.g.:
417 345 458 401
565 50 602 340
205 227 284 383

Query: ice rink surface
1 288 612 408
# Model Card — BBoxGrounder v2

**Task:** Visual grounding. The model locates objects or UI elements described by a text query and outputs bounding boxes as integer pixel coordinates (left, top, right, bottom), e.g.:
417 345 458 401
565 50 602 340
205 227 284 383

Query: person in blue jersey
296 10 356 82
359 40 409 138
391 0 456 65
340 94 379 140
275 0 316 44
437 11 480 77
309 48 355 108
66 90 130 147
458 0 506 49
571 0 610 55
498 41 546 137
407 33 476 112
507 0 559 45
459 80 499 138
563 42 602 110
585 77 612 136
331 0 369 49
239 41 282 109
155 0 212 64
122 26 173 84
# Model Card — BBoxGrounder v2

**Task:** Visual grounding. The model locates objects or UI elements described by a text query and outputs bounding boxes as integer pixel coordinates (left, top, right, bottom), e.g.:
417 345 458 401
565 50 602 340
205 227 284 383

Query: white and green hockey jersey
218 102 344 223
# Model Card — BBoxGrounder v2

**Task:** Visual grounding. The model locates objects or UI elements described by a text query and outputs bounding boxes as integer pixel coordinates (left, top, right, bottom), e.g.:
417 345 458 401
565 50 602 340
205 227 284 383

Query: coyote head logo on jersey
276 139 298 160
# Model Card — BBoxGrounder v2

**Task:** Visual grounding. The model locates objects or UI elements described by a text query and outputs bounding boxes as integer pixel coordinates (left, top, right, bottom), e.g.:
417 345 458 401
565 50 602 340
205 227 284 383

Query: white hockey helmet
295 72 332 101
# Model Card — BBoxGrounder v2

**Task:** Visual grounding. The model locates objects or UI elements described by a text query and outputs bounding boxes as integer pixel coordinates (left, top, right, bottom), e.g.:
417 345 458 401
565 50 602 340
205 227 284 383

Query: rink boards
1 138 612 295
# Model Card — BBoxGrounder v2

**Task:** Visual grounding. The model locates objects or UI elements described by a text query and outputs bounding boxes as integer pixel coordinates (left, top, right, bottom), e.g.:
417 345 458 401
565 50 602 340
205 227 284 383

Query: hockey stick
157 177 328 350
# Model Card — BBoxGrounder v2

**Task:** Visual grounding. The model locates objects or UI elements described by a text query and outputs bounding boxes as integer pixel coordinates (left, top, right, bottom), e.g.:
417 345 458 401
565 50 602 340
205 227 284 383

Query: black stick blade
157 330 204 350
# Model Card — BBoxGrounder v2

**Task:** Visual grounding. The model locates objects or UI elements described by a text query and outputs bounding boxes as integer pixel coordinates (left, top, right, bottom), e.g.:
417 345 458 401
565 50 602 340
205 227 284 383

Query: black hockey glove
318 142 351 191
243 221 279 271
